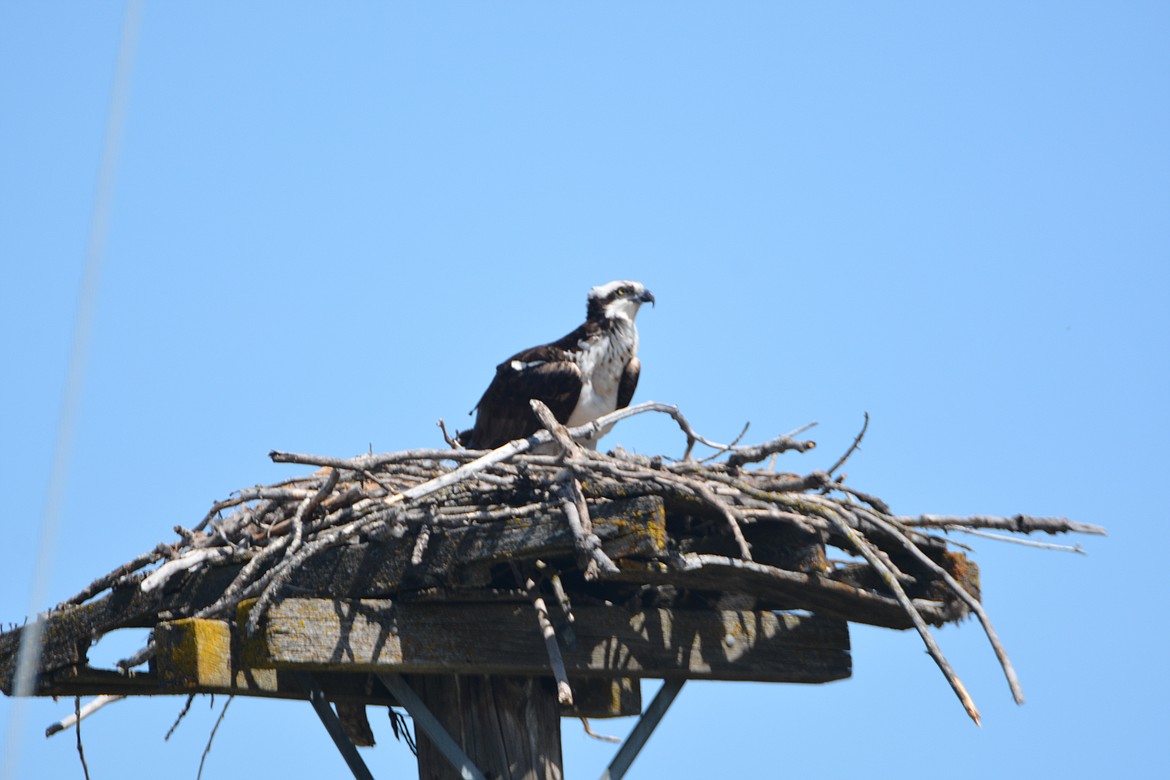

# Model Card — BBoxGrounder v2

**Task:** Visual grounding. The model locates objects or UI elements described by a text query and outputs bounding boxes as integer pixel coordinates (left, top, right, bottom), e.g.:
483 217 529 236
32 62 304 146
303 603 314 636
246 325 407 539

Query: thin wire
1 1 143 777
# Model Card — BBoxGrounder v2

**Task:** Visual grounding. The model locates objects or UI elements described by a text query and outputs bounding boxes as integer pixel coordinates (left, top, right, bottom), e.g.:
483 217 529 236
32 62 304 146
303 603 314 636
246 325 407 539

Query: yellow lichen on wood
156 610 278 693
156 618 231 688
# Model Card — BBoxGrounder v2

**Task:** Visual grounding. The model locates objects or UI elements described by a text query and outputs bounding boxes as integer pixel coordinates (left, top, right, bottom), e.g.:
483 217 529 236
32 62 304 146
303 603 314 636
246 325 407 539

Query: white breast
566 322 638 432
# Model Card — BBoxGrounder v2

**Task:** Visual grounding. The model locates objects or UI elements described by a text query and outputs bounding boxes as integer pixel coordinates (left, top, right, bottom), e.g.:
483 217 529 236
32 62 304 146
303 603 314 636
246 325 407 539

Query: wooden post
409 674 563 780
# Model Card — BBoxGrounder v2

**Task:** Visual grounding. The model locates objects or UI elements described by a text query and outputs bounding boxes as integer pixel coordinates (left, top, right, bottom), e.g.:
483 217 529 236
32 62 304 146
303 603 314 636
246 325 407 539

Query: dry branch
522 570 574 706
905 514 1106 536
46 694 126 738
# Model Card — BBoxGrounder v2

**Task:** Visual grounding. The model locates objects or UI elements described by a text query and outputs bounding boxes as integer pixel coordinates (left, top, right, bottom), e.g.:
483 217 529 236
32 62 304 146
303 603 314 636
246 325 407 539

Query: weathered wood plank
291 494 666 595
35 664 399 705
335 702 376 748
242 599 851 684
151 617 641 716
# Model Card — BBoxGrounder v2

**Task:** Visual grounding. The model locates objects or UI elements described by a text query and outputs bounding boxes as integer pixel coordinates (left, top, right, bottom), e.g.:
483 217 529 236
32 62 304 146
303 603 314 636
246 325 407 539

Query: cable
1 1 143 777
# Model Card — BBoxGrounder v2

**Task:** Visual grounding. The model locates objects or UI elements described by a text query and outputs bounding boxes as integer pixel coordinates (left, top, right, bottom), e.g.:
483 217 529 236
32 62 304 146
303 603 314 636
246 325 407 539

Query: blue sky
2 2 1168 778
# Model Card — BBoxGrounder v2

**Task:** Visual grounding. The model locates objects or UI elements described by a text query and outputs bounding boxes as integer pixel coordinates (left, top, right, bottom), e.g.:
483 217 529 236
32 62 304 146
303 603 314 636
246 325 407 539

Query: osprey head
586 280 655 323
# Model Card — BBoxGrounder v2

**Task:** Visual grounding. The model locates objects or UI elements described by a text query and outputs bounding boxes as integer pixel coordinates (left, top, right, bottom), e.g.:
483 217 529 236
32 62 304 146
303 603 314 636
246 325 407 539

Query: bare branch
698 420 751 464
580 718 621 743
46 695 126 738
853 505 1025 704
826 412 869 477
196 696 232 780
823 505 982 725
116 642 154 672
905 514 1106 536
726 433 817 468
74 697 91 780
948 527 1086 553
520 569 573 706
556 470 619 578
437 418 461 448
165 694 196 741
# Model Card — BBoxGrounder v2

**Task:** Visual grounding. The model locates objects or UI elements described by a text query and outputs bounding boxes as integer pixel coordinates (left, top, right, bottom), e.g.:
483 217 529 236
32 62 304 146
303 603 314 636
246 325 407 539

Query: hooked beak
640 289 656 307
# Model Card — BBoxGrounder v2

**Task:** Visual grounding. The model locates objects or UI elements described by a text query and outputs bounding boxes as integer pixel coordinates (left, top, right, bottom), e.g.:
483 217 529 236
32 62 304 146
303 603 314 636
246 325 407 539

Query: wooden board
288 494 667 594
240 599 851 684
151 617 641 717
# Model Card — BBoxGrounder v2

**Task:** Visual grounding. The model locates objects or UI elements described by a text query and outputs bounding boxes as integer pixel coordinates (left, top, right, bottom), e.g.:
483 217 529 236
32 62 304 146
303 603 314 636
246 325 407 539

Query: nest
2 402 1103 726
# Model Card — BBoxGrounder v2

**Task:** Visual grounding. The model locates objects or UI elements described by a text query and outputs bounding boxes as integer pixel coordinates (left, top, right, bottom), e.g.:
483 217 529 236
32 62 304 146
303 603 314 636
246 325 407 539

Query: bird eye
615 288 627 297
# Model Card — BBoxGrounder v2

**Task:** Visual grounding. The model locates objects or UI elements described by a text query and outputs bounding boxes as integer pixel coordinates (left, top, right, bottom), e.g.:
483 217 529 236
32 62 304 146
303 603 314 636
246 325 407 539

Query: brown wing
461 345 583 449
616 356 641 410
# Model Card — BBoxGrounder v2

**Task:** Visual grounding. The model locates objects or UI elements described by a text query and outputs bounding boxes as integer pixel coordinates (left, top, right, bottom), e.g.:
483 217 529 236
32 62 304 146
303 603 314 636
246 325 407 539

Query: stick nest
43 402 1104 724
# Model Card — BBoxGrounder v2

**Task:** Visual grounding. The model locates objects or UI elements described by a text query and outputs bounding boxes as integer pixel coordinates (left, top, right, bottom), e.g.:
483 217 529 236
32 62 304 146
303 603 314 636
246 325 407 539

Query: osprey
459 280 655 450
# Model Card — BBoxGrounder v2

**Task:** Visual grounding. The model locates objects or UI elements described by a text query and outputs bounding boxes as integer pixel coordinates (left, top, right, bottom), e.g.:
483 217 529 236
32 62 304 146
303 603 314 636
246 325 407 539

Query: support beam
295 672 377 780
375 673 487 780
600 679 685 780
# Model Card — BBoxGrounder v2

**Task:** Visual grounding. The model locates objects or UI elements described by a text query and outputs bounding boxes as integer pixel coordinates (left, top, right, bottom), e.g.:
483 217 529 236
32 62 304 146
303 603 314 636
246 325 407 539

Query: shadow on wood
410 674 563 780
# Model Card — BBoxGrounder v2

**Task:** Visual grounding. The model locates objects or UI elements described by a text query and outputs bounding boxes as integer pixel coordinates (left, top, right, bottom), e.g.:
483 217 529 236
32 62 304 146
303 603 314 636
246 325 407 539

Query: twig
245 502 408 635
555 470 619 578
947 527 1086 553
529 400 582 456
193 488 323 533
583 401 732 454
198 472 341 626
520 569 573 706
785 421 819 439
680 553 953 626
285 468 340 561
536 561 576 646
75 697 91 780
46 694 126 738
62 547 170 606
116 642 155 671
651 471 753 560
269 448 481 471
165 693 196 741
827 481 891 514
437 418 461 448
726 433 817 468
140 548 233 593
194 533 295 621
852 504 1025 703
767 422 818 470
580 718 621 743
822 505 982 725
826 412 869 477
410 523 432 566
904 514 1106 536
697 420 751 464
530 400 619 578
196 696 232 780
